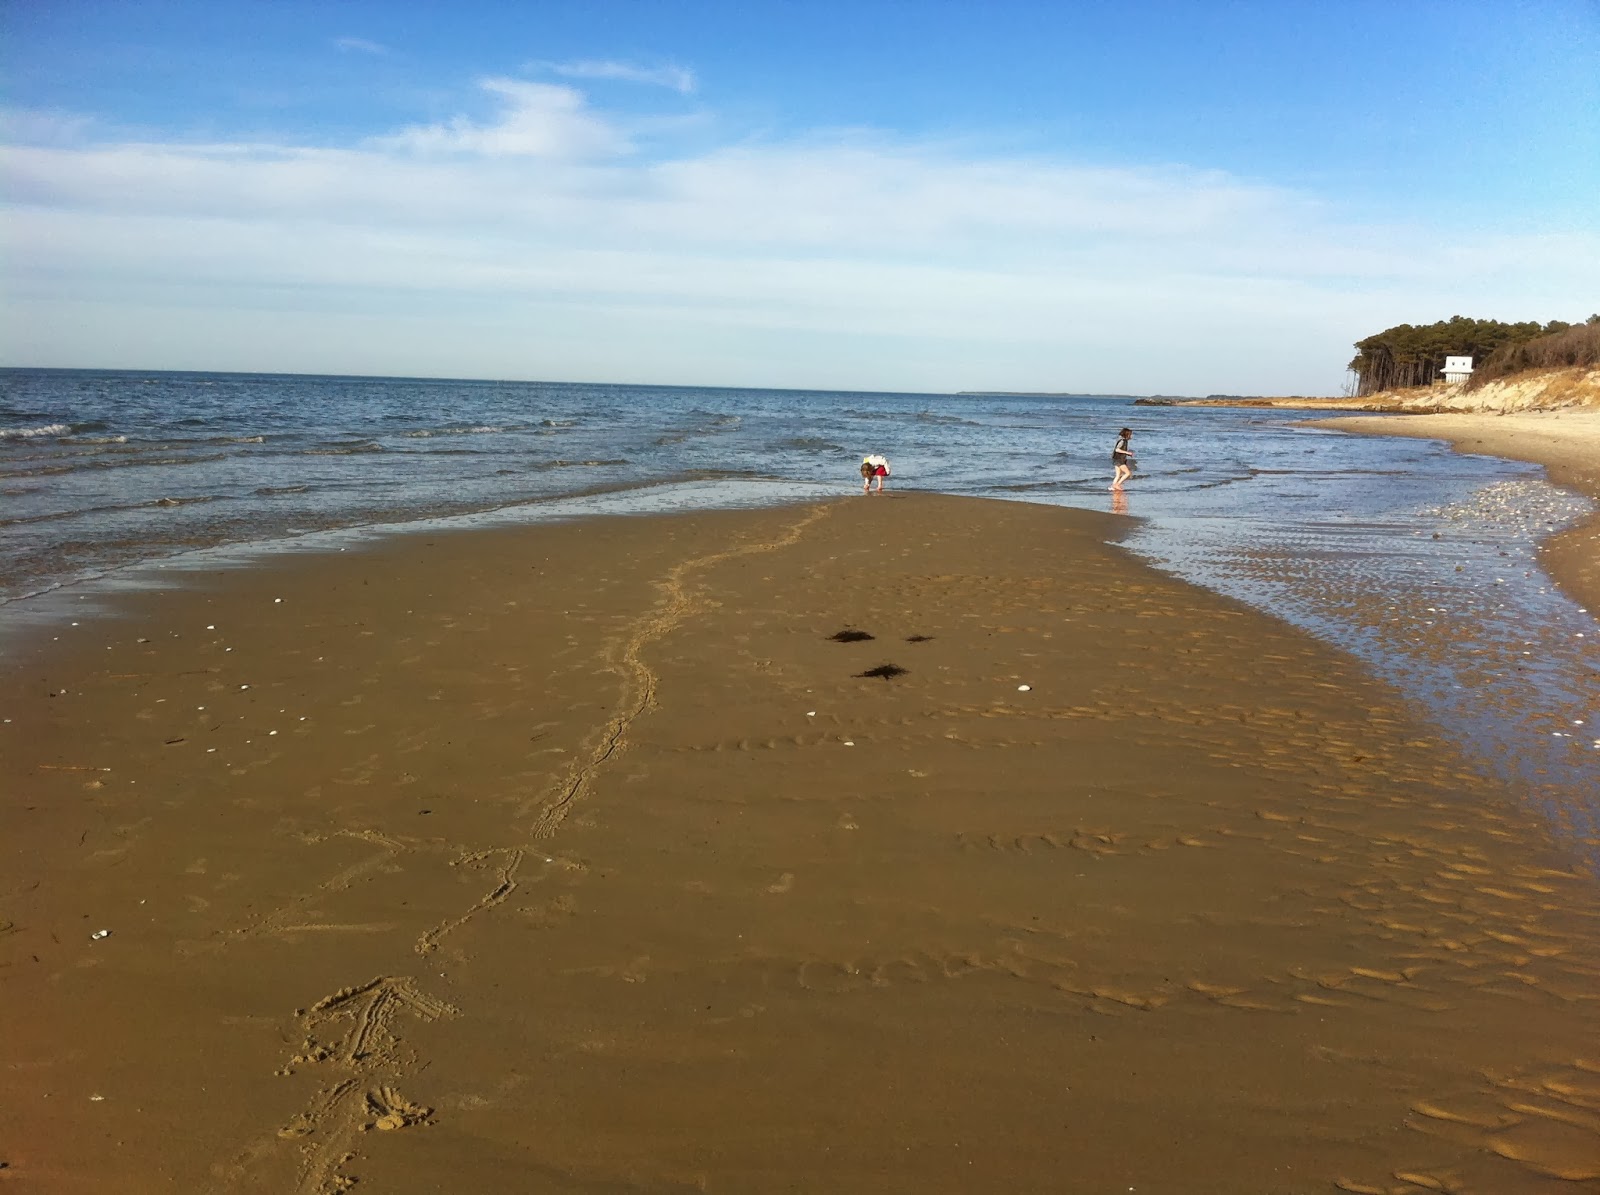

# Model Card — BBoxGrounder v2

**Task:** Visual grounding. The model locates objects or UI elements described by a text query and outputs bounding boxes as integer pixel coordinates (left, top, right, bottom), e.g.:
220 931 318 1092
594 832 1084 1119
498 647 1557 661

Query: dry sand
4 495 1599 1193
1311 410 1600 614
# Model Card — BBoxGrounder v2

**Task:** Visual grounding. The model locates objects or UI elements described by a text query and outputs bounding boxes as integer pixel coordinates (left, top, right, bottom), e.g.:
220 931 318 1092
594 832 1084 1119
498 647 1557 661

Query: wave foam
0 423 70 440
405 425 510 438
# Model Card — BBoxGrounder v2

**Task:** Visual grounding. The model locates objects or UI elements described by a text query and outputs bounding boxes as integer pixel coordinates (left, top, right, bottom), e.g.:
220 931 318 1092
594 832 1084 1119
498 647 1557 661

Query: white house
1443 355 1473 384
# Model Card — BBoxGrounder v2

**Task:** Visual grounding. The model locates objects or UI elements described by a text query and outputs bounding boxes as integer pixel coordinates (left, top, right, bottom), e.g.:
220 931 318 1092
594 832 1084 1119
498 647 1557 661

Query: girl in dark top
1111 428 1135 490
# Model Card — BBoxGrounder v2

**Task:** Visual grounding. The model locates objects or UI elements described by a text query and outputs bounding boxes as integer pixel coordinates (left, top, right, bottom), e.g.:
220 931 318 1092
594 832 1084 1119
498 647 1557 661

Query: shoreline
5 494 1598 1191
1140 365 1600 415
1307 410 1600 614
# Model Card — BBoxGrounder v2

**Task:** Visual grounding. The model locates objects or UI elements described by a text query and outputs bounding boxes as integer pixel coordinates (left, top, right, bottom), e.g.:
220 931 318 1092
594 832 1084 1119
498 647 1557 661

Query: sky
2 0 1596 395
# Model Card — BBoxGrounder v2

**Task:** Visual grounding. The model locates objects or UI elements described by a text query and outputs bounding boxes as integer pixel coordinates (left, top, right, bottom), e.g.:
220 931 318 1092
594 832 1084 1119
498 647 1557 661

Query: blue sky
3 0 1596 393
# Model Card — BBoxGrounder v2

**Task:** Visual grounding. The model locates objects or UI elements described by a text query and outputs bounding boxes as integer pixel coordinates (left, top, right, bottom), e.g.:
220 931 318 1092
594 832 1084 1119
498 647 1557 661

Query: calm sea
3 368 1597 857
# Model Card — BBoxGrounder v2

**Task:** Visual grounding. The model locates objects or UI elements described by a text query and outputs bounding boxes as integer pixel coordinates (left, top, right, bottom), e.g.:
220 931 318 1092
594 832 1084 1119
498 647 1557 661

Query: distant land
954 391 1142 399
1139 394 1288 403
1135 394 1336 407
1134 366 1599 414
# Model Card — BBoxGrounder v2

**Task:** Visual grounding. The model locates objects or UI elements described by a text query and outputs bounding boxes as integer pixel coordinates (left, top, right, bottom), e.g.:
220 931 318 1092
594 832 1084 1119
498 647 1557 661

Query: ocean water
3 368 1597 857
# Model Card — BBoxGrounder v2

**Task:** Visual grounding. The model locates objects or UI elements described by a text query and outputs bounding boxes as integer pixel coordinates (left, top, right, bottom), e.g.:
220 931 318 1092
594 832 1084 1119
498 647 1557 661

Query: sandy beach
1313 411 1600 614
4 494 1599 1193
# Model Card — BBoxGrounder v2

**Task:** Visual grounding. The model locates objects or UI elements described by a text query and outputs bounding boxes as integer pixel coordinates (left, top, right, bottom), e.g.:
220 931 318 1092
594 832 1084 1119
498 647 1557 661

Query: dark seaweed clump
857 664 907 680
829 629 875 643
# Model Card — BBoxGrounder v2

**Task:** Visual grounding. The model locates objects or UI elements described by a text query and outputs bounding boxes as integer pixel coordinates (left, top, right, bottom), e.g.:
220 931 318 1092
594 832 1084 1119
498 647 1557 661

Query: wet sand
4 494 1599 1193
1314 411 1600 614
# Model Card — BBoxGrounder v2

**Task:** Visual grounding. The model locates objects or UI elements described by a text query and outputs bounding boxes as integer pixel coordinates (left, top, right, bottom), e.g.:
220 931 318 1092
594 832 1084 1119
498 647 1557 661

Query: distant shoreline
1135 395 1350 409
954 391 1141 399
1136 365 1599 415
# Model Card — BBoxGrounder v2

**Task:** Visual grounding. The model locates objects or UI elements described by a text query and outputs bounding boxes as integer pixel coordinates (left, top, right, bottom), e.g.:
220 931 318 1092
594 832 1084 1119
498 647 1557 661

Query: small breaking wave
60 434 130 445
404 425 512 438
254 484 311 496
0 423 71 440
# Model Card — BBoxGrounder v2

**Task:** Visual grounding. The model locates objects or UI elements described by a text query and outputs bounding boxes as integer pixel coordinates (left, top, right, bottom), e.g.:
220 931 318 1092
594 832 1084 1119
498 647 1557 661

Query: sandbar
3 495 1598 1192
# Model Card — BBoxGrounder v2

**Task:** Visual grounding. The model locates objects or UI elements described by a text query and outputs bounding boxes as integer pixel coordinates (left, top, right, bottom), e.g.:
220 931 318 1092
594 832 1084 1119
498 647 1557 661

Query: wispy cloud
546 59 697 94
335 37 390 56
3 77 1593 390
378 78 629 158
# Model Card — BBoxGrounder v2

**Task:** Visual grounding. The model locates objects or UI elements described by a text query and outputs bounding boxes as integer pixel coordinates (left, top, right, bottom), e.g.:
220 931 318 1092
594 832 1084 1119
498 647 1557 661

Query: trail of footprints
208 506 1599 1192
265 977 458 1194
219 508 837 1192
524 505 835 838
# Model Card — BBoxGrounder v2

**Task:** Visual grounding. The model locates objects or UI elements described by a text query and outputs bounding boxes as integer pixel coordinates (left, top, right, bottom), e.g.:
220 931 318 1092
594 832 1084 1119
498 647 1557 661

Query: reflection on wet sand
1127 472 1600 864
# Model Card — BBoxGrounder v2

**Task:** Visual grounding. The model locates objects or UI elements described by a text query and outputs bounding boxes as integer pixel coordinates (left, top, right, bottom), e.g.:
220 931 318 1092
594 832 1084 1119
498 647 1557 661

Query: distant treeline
1348 314 1599 396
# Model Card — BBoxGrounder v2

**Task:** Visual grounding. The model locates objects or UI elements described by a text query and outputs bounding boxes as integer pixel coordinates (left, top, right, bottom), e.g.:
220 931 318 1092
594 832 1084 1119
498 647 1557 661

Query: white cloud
2 81 1594 392
547 59 697 94
378 78 628 158
335 37 390 56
